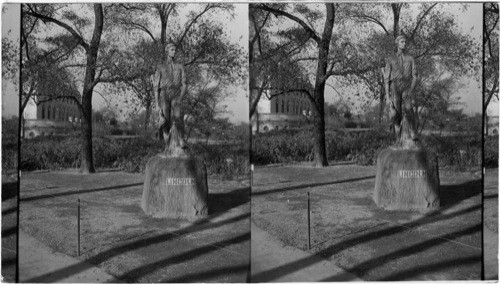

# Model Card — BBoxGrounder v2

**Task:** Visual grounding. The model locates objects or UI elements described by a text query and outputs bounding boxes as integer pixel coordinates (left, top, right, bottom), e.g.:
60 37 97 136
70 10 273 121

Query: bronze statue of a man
383 34 418 146
152 42 188 150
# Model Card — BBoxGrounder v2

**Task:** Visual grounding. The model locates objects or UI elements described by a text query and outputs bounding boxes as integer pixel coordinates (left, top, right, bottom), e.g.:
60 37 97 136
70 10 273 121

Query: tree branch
25 10 89 51
256 4 321 44
177 4 214 45
353 14 389 35
409 3 438 42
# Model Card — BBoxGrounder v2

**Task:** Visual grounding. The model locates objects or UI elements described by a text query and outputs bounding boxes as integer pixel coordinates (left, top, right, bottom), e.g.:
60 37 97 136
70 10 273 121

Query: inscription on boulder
398 170 427 178
166 178 196 185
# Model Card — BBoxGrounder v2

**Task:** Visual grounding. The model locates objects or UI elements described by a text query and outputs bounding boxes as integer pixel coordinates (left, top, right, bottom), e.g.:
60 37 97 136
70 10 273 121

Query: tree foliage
102 4 246 132
484 3 499 113
22 3 245 173
251 4 480 166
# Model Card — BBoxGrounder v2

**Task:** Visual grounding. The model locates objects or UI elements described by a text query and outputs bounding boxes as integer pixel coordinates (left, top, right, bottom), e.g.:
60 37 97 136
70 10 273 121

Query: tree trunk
391 4 401 37
378 77 385 125
80 4 103 174
144 92 152 132
312 87 328 167
80 95 95 173
485 112 489 136
311 3 335 167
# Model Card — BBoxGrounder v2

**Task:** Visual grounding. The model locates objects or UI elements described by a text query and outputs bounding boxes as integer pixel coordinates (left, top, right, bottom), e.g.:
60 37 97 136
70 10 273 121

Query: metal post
251 164 254 187
307 192 311 250
77 198 80 257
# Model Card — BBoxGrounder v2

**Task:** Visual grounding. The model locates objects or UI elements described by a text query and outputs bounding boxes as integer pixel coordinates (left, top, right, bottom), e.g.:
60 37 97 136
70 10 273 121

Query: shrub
20 136 249 178
422 134 481 170
253 129 481 170
485 135 499 168
2 142 17 172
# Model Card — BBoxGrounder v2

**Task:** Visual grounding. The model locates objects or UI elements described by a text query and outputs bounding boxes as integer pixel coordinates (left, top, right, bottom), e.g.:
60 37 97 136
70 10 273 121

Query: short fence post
251 164 254 187
307 192 311 250
77 198 80 257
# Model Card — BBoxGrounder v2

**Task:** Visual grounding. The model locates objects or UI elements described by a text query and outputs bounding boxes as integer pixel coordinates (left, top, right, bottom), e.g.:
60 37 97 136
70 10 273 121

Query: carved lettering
166 178 196 185
398 170 427 178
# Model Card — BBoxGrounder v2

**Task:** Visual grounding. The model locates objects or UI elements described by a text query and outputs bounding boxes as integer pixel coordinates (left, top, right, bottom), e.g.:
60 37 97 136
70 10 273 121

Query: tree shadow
2 179 18 283
439 179 481 207
115 232 250 282
252 175 375 197
2 182 18 202
484 194 498 199
20 182 143 202
2 207 17 216
209 186 250 215
251 201 481 282
1 257 16 283
2 226 17 238
161 264 249 283
322 224 481 281
378 256 481 281
23 208 250 283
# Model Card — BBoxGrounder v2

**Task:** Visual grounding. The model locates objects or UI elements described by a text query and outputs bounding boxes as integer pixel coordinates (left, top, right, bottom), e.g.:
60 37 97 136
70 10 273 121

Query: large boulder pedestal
374 147 440 211
141 154 208 218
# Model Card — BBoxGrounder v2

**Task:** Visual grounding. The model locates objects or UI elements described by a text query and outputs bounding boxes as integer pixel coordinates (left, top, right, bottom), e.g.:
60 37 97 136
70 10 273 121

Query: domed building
251 87 313 134
22 91 83 138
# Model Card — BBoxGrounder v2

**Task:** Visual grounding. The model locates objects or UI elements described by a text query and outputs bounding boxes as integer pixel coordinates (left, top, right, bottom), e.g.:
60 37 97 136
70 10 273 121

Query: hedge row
253 129 483 170
3 130 495 173
485 135 499 168
19 135 249 178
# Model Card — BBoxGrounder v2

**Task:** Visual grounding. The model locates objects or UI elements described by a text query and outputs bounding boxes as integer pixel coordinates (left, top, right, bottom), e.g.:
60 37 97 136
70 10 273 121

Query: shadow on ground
20 171 250 283
251 165 481 281
484 168 498 280
209 186 250 215
2 181 17 202
439 179 481 207
2 175 18 283
20 182 143 202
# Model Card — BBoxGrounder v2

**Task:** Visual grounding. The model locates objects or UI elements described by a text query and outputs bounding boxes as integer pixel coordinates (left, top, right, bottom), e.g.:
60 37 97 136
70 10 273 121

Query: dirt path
251 222 360 282
19 231 116 282
252 163 482 280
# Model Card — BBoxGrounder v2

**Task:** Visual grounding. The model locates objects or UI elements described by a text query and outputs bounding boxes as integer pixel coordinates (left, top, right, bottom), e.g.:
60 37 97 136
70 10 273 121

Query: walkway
251 222 361 282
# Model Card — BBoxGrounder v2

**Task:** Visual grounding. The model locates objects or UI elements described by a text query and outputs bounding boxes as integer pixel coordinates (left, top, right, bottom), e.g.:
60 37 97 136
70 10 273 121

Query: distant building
251 88 313 134
22 92 83 138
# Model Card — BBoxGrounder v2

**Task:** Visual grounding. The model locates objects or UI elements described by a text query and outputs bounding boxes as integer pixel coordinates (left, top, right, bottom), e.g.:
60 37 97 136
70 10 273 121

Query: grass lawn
252 163 481 281
19 170 250 282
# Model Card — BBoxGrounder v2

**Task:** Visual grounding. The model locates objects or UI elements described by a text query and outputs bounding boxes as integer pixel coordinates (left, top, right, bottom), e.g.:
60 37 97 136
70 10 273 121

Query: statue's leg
157 89 166 141
402 90 417 140
172 98 186 148
391 83 402 139
161 92 172 143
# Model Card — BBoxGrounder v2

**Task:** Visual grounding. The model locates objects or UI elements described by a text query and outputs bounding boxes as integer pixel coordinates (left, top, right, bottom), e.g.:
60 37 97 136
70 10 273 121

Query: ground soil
484 167 498 280
252 163 482 281
19 169 250 282
2 172 18 283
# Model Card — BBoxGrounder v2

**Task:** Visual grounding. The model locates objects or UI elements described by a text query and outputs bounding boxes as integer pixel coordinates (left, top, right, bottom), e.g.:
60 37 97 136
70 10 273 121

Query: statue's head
165 42 176 58
395 35 406 51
